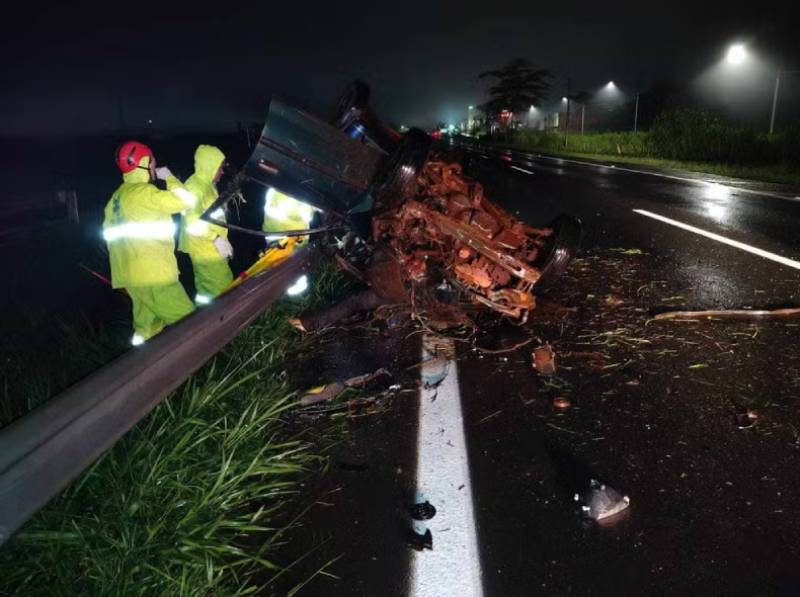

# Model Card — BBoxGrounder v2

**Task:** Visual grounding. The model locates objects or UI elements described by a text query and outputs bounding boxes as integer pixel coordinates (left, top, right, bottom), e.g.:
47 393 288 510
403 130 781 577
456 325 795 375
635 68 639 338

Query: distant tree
478 58 553 123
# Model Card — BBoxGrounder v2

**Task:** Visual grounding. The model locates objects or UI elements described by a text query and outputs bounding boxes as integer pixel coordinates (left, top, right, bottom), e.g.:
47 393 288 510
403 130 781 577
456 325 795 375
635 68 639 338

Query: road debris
553 397 571 410
574 479 630 524
407 522 433 551
409 500 437 521
532 345 557 376
735 408 759 429
654 307 800 321
299 368 391 406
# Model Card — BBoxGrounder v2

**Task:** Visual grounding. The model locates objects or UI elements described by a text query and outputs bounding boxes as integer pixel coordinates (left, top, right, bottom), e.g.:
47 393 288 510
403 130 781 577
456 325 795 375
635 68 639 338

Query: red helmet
115 141 153 173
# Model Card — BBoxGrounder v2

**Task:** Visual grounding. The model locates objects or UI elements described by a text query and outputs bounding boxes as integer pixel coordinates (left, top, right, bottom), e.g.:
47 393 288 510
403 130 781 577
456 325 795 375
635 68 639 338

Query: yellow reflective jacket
103 157 196 288
178 145 228 263
262 188 314 234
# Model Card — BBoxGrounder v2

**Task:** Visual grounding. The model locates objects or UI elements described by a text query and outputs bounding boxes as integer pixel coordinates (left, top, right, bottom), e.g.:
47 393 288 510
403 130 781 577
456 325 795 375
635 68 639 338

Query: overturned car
205 82 581 327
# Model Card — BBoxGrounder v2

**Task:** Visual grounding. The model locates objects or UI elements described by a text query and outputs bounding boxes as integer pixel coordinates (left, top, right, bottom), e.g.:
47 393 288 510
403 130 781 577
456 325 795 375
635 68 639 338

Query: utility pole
768 69 800 135
581 103 585 135
633 93 640 133
564 77 572 148
769 69 781 135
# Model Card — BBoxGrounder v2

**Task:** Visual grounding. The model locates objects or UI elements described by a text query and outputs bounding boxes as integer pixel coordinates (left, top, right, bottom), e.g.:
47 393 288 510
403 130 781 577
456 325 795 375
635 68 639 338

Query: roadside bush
648 109 769 164
496 109 800 169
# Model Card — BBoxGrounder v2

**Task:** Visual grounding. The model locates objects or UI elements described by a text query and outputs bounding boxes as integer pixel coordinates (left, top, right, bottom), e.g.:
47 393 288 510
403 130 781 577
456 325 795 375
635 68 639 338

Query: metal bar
769 69 781 136
199 216 341 239
0 249 311 545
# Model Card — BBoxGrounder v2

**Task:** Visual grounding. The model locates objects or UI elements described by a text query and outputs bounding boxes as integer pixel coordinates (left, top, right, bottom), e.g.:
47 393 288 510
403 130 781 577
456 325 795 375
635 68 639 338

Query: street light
528 104 538 129
726 43 747 66
601 81 639 133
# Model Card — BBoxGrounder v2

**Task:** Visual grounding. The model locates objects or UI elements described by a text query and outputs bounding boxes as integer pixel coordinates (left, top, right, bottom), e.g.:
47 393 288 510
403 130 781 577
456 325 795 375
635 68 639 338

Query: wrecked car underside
208 81 581 325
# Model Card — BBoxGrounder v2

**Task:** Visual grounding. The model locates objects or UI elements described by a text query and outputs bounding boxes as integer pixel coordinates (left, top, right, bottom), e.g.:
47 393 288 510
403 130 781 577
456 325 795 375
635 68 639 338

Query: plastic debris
574 479 630 524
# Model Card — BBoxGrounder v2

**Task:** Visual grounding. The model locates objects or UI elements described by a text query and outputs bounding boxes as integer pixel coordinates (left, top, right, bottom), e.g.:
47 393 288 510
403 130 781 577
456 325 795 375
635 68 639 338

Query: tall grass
0 314 129 427
493 109 800 179
0 261 357 596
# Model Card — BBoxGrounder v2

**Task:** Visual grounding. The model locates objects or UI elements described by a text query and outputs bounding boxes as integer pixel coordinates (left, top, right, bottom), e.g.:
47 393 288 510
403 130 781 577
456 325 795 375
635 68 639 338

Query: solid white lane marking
521 153 799 202
510 165 535 175
634 209 800 271
411 335 483 597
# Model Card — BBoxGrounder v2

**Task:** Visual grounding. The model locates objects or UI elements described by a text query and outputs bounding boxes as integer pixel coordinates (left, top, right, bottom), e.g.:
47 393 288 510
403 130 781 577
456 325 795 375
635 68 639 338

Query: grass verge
0 259 356 596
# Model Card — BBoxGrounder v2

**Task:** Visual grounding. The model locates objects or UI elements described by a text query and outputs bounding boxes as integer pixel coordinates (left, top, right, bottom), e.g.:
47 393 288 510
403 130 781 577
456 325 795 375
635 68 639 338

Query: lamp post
725 43 798 135
768 68 800 135
564 77 572 148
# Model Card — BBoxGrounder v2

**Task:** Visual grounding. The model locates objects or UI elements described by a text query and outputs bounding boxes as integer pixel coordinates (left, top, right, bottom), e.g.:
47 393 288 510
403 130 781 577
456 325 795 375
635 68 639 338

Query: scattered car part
553 396 571 410
407 523 434 551
735 408 759 429
574 479 630 524
409 500 437 521
533 345 557 376
298 369 392 406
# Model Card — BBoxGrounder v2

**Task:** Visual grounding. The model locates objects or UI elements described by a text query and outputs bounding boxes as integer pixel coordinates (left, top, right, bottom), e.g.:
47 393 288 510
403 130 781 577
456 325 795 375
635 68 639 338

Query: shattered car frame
202 81 581 323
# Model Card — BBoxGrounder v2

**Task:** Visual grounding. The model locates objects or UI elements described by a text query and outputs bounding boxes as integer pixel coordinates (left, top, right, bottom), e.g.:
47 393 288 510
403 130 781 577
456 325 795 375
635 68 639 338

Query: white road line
460 145 799 202
633 209 800 271
411 335 483 597
510 165 535 175
521 153 800 201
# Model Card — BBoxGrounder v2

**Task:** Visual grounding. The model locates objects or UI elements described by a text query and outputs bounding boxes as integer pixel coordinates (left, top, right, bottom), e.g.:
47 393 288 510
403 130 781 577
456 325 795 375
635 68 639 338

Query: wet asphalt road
277 147 800 596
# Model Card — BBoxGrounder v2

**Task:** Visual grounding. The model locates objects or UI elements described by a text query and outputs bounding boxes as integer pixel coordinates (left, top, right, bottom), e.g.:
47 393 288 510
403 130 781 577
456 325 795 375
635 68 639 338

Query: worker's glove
155 166 173 181
214 236 234 259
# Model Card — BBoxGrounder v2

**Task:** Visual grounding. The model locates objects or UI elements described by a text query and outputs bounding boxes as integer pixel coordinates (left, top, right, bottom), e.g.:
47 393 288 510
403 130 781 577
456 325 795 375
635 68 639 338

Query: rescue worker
262 187 314 240
177 145 234 304
103 141 197 345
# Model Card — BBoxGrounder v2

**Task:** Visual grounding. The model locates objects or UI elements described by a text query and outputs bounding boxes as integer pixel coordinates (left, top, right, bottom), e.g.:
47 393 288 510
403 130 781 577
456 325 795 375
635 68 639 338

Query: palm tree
478 59 553 131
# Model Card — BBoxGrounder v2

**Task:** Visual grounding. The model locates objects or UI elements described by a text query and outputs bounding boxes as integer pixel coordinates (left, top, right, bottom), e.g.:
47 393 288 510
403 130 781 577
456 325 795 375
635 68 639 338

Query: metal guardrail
0 249 311 545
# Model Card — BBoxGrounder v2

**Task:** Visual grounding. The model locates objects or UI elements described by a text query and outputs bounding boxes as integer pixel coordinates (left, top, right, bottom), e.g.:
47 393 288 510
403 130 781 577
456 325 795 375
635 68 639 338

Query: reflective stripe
209 208 225 220
195 294 212 305
286 274 308 296
171 187 197 208
131 333 145 346
186 220 209 236
103 221 176 242
265 188 313 225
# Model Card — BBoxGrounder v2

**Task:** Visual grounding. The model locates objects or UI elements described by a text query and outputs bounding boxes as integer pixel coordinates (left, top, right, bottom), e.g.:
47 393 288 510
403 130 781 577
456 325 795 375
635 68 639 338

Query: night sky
0 1 795 137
